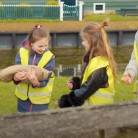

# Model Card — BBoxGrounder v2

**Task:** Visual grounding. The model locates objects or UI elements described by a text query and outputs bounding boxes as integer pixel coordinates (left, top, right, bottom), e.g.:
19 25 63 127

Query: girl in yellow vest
58 21 116 108
13 24 55 112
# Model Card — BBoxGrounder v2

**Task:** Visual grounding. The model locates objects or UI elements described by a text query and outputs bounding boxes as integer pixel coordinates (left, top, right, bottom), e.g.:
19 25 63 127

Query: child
121 31 138 85
13 24 55 113
58 21 116 108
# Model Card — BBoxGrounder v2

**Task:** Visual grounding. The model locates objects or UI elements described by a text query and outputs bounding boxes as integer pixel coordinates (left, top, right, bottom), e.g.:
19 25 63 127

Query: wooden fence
1 102 138 138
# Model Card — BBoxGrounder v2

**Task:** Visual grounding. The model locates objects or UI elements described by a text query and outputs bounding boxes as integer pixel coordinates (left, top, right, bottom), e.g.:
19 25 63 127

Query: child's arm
14 71 27 81
12 51 22 84
27 68 40 87
58 67 108 108
36 56 55 87
13 71 27 85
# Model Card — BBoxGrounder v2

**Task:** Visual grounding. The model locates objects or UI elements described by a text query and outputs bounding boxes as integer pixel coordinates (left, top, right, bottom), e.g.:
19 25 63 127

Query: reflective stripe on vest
84 102 92 107
134 41 138 66
15 47 55 104
17 85 52 96
93 91 114 98
82 56 115 106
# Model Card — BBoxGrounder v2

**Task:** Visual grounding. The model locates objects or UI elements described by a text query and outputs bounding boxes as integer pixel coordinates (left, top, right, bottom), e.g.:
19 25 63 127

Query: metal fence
0 2 84 20
63 4 79 20
54 63 126 77
54 64 82 77
0 5 60 20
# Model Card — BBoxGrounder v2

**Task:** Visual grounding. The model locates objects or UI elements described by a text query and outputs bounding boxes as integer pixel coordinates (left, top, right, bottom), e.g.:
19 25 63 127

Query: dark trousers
17 98 48 113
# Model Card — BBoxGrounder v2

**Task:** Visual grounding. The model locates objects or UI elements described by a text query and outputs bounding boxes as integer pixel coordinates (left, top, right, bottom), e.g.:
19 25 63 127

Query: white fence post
60 2 64 21
58 0 61 5
59 64 63 72
74 68 77 77
76 0 78 6
77 64 81 72
79 1 84 21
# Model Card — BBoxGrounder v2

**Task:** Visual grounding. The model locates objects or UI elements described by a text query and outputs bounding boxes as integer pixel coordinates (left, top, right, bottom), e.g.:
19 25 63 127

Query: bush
45 0 58 5
19 3 30 6
0 1 3 5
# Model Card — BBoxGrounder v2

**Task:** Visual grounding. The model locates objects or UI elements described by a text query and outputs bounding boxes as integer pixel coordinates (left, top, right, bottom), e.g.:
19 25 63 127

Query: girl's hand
27 68 40 87
67 81 73 90
121 72 132 84
14 71 27 81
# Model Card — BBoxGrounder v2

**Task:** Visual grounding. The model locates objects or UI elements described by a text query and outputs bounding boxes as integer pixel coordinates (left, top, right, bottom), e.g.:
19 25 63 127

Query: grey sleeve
125 50 138 80
125 31 138 80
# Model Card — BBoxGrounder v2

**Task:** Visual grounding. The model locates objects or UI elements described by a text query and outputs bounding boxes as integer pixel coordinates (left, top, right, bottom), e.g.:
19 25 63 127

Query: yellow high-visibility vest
133 41 138 93
82 56 115 106
134 41 138 65
15 47 55 104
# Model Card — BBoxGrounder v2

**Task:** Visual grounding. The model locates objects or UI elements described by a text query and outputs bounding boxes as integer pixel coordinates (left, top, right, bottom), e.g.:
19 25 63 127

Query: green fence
63 4 79 20
116 8 138 16
1 0 47 5
0 5 60 20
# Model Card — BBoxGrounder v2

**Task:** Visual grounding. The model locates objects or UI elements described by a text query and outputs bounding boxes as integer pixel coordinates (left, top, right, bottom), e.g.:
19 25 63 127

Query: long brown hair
80 20 116 78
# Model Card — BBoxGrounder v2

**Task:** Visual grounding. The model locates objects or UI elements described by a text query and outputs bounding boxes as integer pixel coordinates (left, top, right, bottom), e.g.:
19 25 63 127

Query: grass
0 82 17 114
0 75 137 115
114 73 135 103
0 13 138 23
84 13 138 21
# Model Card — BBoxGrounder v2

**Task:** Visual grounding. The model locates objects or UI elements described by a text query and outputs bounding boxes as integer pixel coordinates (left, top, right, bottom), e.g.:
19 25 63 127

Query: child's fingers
67 85 73 90
121 76 132 84
55 101 59 105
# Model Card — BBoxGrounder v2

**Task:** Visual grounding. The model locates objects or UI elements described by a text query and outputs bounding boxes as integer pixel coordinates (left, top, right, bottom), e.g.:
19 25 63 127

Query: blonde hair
80 20 116 78
28 24 50 54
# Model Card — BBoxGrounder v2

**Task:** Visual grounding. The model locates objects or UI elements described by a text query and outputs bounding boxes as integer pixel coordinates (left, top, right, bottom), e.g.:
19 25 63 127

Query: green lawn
84 13 138 21
0 13 138 23
0 75 136 115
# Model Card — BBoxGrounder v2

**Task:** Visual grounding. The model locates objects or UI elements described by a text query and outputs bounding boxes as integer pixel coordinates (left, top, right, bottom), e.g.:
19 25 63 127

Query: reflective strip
94 92 114 98
28 91 52 96
17 85 27 95
134 41 138 66
84 102 92 107
17 86 52 96
48 81 54 84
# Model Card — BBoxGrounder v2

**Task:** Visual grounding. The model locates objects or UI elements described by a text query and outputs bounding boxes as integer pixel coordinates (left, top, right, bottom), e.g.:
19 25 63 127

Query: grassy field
0 75 136 115
84 14 138 21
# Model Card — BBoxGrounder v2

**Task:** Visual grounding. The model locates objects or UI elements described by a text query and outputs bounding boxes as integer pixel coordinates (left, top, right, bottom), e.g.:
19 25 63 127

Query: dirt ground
0 21 138 32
